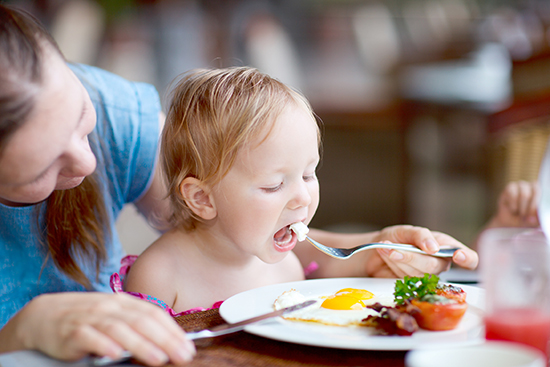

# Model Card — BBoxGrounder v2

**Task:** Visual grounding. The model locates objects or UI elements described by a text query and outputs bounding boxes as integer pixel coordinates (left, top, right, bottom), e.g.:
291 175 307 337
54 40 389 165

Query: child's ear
179 177 217 220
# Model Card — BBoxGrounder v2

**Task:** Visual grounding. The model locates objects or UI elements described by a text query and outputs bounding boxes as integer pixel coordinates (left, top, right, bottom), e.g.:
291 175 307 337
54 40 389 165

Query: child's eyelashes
261 174 317 193
262 184 283 193
303 173 317 182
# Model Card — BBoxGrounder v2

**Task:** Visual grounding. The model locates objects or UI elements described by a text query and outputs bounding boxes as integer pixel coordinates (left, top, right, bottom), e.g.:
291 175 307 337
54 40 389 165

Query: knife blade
91 299 316 366
186 299 317 340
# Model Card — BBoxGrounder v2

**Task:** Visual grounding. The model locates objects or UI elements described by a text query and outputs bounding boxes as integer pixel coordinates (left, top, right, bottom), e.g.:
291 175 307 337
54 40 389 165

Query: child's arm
469 180 539 250
486 180 539 229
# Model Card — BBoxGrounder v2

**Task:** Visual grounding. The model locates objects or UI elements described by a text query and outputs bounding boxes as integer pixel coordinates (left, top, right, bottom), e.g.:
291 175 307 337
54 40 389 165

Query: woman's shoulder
70 64 161 207
69 63 160 114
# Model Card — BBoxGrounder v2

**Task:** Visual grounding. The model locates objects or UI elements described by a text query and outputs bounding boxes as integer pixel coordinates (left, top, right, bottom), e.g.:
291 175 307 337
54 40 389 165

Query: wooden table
168 308 407 367
0 270 479 367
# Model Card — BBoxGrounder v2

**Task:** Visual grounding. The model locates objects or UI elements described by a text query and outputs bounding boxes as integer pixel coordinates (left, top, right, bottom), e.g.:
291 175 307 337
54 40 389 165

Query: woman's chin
55 176 85 190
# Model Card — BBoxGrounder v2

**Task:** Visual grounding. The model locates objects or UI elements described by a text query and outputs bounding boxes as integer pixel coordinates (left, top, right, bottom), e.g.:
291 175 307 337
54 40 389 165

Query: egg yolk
320 288 375 310
335 288 374 301
321 295 365 310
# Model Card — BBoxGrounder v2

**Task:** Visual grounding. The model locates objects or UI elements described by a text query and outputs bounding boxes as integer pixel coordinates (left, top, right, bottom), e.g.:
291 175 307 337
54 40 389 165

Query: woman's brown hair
0 4 107 288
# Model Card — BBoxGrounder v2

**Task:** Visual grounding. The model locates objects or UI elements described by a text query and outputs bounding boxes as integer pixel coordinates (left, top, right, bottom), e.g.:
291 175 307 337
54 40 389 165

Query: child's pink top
110 255 319 316
110 255 223 316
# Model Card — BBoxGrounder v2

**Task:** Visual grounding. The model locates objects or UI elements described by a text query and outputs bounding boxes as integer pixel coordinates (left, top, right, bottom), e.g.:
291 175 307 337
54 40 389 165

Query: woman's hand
366 225 478 278
298 226 478 279
0 292 195 366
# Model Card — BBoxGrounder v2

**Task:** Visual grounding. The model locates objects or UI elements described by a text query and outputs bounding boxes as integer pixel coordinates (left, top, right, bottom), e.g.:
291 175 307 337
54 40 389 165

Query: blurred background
8 0 550 254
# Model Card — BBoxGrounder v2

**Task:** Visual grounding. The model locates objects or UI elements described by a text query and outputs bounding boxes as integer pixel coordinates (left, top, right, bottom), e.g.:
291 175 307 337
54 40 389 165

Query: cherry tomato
410 298 468 331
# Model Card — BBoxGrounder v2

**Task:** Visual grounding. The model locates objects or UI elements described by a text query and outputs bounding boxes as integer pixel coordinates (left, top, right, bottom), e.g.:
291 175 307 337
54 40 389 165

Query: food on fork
290 222 309 242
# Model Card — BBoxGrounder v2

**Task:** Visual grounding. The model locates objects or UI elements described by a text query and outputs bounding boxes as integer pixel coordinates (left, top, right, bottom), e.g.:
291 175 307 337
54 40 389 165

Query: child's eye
262 183 283 193
303 173 317 182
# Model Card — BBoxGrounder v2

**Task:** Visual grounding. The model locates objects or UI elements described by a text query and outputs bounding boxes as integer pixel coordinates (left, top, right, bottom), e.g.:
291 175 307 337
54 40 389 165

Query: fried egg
273 288 394 327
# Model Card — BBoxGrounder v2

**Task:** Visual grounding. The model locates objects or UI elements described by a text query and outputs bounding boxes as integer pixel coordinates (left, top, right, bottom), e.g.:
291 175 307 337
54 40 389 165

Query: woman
0 3 478 366
0 4 194 366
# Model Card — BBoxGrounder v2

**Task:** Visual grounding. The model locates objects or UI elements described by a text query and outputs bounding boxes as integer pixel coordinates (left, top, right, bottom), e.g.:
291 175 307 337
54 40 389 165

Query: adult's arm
294 225 478 279
134 113 171 231
0 292 194 366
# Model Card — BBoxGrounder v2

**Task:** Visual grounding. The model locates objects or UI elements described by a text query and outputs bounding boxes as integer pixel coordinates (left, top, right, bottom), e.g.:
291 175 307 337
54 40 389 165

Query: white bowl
406 341 547 367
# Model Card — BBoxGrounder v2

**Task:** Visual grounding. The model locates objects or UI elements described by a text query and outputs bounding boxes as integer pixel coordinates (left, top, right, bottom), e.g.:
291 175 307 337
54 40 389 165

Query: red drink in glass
485 308 550 359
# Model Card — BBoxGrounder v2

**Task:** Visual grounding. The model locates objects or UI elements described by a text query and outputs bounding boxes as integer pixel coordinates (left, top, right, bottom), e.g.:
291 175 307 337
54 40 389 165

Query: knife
91 299 316 366
186 299 316 339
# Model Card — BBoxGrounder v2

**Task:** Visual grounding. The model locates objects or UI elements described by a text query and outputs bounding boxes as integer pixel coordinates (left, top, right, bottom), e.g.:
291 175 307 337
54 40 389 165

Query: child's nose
289 181 312 209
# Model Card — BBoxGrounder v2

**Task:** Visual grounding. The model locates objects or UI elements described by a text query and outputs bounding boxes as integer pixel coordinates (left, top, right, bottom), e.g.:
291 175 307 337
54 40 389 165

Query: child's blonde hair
162 66 319 230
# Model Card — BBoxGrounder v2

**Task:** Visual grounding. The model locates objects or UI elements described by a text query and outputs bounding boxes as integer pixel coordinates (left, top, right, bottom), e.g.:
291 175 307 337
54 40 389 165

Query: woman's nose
60 136 97 178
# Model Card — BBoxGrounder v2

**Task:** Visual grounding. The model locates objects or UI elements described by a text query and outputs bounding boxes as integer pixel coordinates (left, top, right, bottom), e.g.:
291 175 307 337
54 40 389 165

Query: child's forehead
273 102 318 136
241 104 319 156
247 107 317 149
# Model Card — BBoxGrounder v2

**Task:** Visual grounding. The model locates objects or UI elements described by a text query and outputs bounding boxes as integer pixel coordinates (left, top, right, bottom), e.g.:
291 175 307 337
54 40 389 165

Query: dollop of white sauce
290 222 309 242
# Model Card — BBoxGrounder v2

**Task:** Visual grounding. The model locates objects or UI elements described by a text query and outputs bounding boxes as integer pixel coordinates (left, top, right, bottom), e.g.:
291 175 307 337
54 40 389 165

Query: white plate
406 341 546 367
219 277 485 350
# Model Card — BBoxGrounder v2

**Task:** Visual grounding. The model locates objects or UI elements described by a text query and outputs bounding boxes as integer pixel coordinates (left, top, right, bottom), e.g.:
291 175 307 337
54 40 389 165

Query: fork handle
358 243 458 258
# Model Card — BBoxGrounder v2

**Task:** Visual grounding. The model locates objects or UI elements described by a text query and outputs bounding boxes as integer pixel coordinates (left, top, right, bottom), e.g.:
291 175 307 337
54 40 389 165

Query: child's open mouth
273 225 296 252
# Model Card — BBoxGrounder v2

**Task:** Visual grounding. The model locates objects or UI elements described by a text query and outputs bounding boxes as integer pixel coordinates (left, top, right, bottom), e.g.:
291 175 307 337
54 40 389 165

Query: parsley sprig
394 273 439 305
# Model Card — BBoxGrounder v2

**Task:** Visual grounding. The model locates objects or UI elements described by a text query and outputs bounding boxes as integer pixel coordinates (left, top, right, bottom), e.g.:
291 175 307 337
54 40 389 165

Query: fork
304 236 458 260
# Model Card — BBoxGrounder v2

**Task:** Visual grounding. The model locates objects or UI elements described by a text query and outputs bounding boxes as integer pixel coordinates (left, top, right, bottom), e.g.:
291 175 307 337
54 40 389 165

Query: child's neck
179 225 260 269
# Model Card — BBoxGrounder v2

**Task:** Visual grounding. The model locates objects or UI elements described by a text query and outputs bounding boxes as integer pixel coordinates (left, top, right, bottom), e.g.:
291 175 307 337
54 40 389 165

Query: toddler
120 67 320 313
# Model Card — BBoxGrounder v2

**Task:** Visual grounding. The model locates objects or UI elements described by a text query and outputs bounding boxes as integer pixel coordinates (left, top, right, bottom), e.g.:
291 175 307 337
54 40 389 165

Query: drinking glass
479 228 550 363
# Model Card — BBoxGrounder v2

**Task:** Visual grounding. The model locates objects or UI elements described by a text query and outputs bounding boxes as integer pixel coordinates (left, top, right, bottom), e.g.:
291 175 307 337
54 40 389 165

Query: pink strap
303 261 319 277
110 256 222 316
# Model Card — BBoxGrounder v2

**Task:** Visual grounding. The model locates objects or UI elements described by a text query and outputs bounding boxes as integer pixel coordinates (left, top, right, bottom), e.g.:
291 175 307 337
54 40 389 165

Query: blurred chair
243 12 303 91
352 3 400 76
228 1 302 91
478 3 550 195
487 94 550 196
